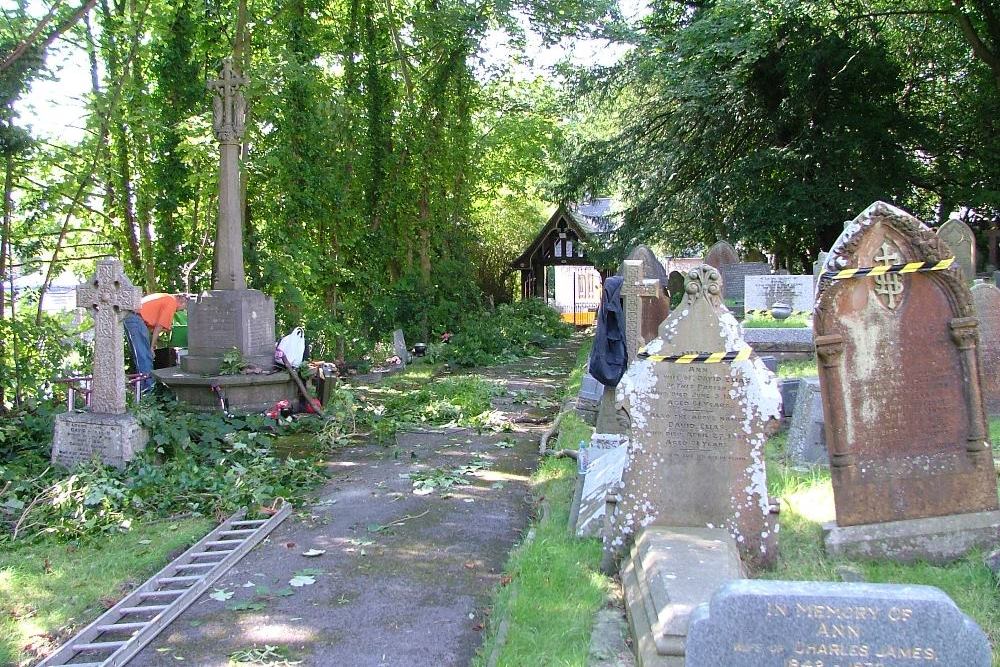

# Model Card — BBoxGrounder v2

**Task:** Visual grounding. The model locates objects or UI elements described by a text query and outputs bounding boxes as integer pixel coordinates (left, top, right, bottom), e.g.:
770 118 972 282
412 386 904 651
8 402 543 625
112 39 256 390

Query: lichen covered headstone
607 265 782 568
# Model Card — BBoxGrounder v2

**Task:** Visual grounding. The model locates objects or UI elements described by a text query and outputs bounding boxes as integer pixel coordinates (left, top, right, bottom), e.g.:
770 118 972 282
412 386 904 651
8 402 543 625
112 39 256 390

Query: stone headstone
608 265 782 568
815 201 1000 562
745 275 814 313
778 378 799 419
52 259 148 468
666 270 685 299
704 240 739 269
786 378 826 466
686 580 992 667
972 282 1000 415
578 372 603 403
720 262 770 302
392 329 411 364
994 270 1000 288
574 440 628 537
937 216 977 282
812 251 829 281
621 259 669 362
625 245 668 285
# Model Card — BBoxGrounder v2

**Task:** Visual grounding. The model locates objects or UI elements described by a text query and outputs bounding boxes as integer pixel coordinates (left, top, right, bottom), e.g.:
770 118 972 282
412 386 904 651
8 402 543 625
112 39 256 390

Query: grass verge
0 516 213 666
474 411 611 666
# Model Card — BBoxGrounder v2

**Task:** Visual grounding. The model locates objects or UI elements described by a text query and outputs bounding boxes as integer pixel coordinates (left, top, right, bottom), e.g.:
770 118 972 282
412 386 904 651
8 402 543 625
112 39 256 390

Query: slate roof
570 198 622 235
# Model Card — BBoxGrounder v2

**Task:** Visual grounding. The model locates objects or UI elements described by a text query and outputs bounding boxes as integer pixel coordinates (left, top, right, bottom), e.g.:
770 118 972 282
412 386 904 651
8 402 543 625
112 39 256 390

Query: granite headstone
745 275 814 313
686 580 991 667
720 262 770 302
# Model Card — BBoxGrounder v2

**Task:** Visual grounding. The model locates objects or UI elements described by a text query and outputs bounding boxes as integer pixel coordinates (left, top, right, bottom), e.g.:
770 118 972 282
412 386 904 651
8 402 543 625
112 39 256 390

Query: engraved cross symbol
207 58 247 144
873 242 904 309
76 259 142 414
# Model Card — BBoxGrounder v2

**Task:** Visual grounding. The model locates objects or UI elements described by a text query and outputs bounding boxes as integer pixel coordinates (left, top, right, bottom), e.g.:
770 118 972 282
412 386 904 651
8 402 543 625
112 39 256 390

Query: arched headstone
704 240 738 269
937 216 977 281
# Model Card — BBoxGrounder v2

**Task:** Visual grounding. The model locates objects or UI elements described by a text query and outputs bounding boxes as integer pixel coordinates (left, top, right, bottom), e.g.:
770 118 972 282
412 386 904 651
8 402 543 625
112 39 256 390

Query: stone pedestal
181 289 277 375
622 527 744 667
823 510 1000 564
52 411 148 469
154 367 297 413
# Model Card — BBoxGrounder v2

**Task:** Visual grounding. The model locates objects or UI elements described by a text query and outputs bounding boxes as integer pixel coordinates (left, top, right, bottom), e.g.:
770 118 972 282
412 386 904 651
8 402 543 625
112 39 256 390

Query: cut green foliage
407 458 491 495
475 411 611 666
219 348 249 376
0 517 211 666
229 644 302 665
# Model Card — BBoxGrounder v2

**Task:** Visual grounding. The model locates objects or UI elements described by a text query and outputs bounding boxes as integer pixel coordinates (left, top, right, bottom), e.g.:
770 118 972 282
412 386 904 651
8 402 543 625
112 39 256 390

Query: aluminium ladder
39 503 292 667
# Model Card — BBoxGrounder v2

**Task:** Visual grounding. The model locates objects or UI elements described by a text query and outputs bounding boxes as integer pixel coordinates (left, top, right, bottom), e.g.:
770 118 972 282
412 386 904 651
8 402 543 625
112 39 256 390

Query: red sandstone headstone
815 202 999 561
972 282 1000 415
704 240 738 269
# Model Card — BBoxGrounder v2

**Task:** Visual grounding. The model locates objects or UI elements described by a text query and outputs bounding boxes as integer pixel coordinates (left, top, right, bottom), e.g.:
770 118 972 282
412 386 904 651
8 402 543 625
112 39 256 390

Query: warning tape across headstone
637 347 753 364
819 256 954 282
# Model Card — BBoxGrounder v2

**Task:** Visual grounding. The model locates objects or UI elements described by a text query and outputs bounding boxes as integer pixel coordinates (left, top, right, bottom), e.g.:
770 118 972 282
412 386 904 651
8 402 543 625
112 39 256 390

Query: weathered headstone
52 259 148 468
812 251 829 282
720 262 770 303
686 580 992 667
704 240 739 269
972 282 1000 414
574 440 628 537
745 275 814 313
392 329 411 364
937 215 977 282
608 265 782 568
625 245 669 284
666 270 685 299
621 259 669 362
786 377 826 466
815 201 1000 562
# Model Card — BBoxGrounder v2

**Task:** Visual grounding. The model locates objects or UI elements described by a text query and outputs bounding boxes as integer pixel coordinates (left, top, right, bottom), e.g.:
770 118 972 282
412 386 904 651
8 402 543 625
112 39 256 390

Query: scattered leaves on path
301 549 326 557
209 588 234 602
289 575 315 587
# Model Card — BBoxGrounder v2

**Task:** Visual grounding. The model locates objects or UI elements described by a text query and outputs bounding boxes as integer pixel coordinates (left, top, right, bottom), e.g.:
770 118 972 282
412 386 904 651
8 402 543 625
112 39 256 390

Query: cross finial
208 58 247 144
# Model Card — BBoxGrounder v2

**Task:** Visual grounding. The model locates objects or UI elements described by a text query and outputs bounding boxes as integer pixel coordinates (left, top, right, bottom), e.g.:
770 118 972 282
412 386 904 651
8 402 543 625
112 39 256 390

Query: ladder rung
204 539 244 547
64 663 102 667
159 575 203 584
119 605 169 614
73 640 128 650
96 621 149 632
190 550 235 559
219 529 256 536
230 519 267 526
175 563 216 570
139 590 186 598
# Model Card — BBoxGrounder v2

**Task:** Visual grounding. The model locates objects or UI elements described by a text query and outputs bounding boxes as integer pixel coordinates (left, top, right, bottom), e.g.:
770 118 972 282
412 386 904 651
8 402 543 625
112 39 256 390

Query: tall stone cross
76 258 142 414
621 259 663 363
207 58 248 291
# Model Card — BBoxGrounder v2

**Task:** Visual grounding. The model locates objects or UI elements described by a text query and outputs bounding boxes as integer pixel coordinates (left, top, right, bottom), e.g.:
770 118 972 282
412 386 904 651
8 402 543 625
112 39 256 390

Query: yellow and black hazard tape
819 257 954 281
637 347 753 364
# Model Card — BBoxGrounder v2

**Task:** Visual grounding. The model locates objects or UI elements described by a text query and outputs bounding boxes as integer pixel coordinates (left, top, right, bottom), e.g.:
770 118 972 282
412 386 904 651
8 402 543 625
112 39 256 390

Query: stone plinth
153 367 297 413
686 580 992 667
622 527 743 667
823 510 1000 564
181 289 276 375
52 411 148 469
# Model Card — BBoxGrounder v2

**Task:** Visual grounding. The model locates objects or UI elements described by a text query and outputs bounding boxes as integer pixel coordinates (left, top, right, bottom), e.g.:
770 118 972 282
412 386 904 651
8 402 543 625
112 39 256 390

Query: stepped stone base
52 411 148 469
153 367 297 413
824 510 1000 564
622 527 744 667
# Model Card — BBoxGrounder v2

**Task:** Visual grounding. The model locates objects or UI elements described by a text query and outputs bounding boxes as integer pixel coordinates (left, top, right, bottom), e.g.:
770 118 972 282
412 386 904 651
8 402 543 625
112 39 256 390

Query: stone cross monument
52 258 149 468
208 58 248 291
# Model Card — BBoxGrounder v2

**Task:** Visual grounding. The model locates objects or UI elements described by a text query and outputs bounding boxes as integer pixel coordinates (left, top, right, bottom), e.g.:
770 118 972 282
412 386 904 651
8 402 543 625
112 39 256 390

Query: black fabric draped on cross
588 275 627 387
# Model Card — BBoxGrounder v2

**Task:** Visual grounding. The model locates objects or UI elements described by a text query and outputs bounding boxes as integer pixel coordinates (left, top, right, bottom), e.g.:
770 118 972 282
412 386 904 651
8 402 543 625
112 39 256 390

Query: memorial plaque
704 240 738 269
686 580 991 667
609 265 782 567
745 275 814 313
814 201 997 528
720 262 770 302
972 282 1000 414
937 216 976 282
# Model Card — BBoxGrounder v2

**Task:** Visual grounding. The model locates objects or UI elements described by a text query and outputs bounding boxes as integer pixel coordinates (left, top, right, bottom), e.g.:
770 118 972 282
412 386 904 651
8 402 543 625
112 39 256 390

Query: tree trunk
0 150 14 412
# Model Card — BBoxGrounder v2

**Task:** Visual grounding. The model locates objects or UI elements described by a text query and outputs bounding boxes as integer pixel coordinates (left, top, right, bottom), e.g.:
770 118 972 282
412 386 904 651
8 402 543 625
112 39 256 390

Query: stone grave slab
786 377 826 466
704 240 738 269
937 216 976 282
686 579 991 667
609 265 782 568
622 527 743 667
815 201 1000 561
742 326 814 356
52 258 148 469
720 262 770 303
972 282 1000 414
745 274 814 313
575 442 628 537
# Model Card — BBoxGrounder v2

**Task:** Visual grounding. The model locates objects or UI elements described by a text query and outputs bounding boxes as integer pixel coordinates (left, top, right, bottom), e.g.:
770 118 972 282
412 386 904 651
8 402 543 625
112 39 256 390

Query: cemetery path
128 338 582 667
